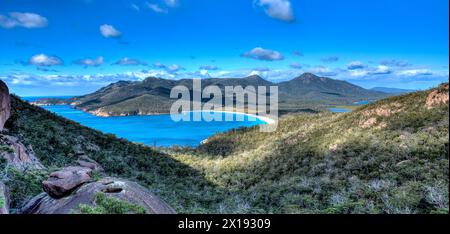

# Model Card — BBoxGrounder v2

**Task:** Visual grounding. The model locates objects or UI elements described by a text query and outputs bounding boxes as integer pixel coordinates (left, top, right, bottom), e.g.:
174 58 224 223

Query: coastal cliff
0 80 10 131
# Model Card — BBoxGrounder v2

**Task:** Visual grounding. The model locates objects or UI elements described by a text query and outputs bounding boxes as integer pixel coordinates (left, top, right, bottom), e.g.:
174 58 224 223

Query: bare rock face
77 159 103 172
426 83 449 109
76 154 104 172
0 182 9 214
0 80 11 131
0 135 44 171
22 177 176 214
43 166 92 198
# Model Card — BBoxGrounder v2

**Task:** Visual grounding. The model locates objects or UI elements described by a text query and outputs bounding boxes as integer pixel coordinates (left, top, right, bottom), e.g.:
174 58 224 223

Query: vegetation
4 84 448 214
6 94 219 212
329 105 359 111
77 193 146 214
188 84 448 214
0 156 6 170
0 143 14 154
4 168 49 211
1 155 8 210
0 158 5 210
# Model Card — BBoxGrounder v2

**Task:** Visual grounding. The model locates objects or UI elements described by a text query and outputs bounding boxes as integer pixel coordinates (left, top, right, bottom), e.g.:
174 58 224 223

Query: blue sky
0 0 448 96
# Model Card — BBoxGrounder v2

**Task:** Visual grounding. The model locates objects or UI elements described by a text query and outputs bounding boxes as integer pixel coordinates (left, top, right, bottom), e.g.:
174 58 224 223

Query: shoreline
35 103 277 125
185 110 276 125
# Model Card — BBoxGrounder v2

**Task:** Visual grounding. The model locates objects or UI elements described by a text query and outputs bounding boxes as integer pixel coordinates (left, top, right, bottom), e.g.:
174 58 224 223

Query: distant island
370 87 417 94
32 73 388 117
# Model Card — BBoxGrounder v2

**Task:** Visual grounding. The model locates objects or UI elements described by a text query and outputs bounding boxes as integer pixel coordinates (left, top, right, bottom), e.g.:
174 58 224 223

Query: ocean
24 98 266 147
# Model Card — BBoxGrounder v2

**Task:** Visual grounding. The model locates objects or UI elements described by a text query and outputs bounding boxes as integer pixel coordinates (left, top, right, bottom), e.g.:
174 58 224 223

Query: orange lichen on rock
361 103 402 118
426 84 449 109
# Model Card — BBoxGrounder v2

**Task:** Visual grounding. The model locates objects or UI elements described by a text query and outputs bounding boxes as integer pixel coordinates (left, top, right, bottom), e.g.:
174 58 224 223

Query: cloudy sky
0 0 448 96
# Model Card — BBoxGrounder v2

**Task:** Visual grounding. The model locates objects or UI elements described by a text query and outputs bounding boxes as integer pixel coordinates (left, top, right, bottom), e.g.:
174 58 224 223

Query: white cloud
153 62 166 68
348 65 392 77
74 56 104 67
252 67 271 72
321 56 339 63
248 70 263 76
347 61 366 70
113 57 147 66
380 59 411 67
397 69 433 76
199 65 218 70
124 70 174 80
349 69 369 77
29 54 63 66
208 68 301 82
99 24 121 38
5 59 447 93
308 66 338 77
290 63 302 69
257 0 295 22
1 73 141 88
199 70 209 76
131 4 140 11
0 12 48 29
166 64 184 73
369 65 391 75
147 2 168 14
10 75 36 85
241 47 284 61
164 0 179 7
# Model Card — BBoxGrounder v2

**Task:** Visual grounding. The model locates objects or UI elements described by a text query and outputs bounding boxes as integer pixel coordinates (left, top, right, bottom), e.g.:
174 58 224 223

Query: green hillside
189 84 449 213
4 84 448 214
5 95 216 212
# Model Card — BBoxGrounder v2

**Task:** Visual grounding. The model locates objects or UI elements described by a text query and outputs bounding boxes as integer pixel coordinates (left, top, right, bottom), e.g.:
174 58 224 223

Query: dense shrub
78 193 146 214
4 168 49 212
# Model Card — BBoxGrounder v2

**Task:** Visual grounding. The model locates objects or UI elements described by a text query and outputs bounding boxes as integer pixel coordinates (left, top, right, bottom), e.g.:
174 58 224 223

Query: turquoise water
328 108 352 113
353 100 372 105
328 100 373 113
40 105 265 147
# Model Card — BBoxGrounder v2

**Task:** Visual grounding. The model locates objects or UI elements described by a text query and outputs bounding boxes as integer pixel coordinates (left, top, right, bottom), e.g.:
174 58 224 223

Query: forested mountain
33 73 388 116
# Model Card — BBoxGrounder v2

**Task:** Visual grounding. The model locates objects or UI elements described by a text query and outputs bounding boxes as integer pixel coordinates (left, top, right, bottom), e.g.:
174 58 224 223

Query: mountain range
370 87 417 94
33 73 388 116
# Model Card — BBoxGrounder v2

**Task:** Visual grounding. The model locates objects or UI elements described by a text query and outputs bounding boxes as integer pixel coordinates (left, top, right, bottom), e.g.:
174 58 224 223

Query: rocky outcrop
1 81 175 215
23 163 175 214
43 166 92 198
1 81 42 171
426 83 449 109
0 135 44 171
0 182 9 214
75 153 104 172
77 159 103 172
22 177 176 214
0 80 10 131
